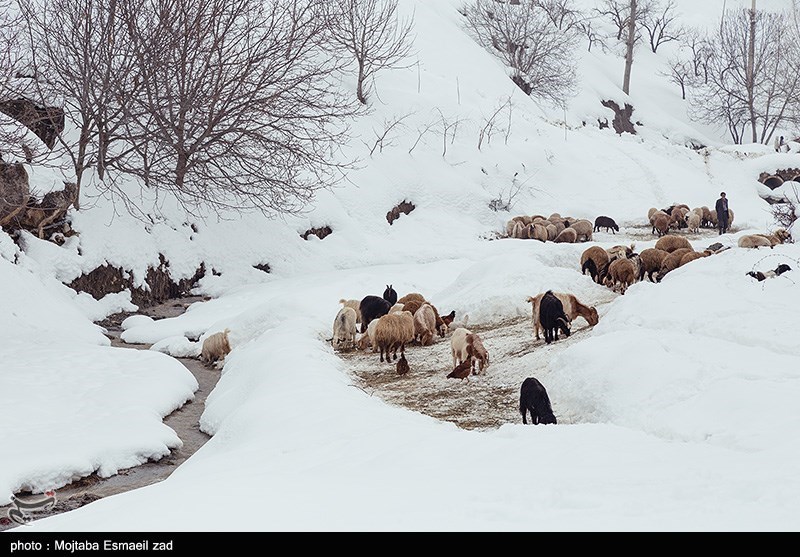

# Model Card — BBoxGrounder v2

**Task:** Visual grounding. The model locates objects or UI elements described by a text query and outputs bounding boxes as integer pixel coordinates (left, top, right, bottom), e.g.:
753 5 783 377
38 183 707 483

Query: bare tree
323 0 415 105
115 0 360 216
687 7 800 144
19 0 142 209
595 0 650 41
0 0 33 161
536 0 585 34
663 57 691 99
462 0 578 105
641 0 683 53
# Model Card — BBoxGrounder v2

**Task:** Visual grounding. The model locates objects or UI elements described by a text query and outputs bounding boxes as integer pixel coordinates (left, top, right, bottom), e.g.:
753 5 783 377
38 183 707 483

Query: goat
332 307 357 351
201 328 231 367
413 303 437 346
359 295 392 334
465 332 489 374
383 285 398 305
519 377 557 425
538 291 571 344
339 299 362 324
593 215 619 233
527 292 597 341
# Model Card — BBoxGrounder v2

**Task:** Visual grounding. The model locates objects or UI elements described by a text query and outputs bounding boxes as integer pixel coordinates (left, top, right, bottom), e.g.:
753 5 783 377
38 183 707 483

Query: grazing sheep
413 303 437 346
652 213 670 236
656 248 693 282
546 223 559 241
701 206 713 227
359 295 392 334
374 311 415 363
670 207 688 230
519 377 557 425
201 328 231 366
528 292 598 341
580 245 610 284
465 332 489 374
339 299 362 324
647 207 660 221
553 227 578 243
638 247 669 282
594 215 619 233
397 293 425 305
569 219 594 242
685 211 701 233
607 243 635 261
358 319 380 352
332 306 357 351
510 220 525 239
655 235 692 253
396 354 410 375
531 222 549 242
679 250 710 266
398 293 453 338
538 291 571 343
399 298 423 317
605 256 639 294
383 285 398 305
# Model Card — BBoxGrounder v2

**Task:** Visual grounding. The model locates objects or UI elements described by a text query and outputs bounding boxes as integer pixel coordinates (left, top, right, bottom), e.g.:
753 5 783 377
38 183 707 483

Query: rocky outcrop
0 97 65 150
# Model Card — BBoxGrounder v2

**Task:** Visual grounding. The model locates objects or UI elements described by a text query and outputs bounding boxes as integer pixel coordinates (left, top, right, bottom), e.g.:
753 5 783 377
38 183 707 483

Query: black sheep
383 284 398 305
519 377 557 425
359 295 392 334
593 215 619 234
538 290 571 344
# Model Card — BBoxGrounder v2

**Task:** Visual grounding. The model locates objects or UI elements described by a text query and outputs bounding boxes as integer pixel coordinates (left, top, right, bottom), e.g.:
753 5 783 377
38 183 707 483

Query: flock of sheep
647 203 732 236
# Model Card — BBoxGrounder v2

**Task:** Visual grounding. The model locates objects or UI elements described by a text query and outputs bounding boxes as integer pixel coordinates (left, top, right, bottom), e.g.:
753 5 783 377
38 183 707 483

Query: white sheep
201 328 231 367
685 211 701 233
332 306 357 351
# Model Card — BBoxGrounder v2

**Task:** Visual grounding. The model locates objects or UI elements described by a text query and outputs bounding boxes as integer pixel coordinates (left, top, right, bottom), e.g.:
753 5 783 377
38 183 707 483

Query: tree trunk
356 59 367 104
747 0 757 143
622 0 637 95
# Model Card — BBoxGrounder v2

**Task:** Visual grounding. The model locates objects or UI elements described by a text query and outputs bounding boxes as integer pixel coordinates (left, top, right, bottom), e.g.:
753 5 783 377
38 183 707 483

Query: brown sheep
553 227 578 243
397 293 425 305
647 207 660 222
652 213 671 236
605 256 640 294
656 248 693 282
374 311 415 363
531 222 549 242
655 235 692 253
568 219 593 242
638 248 669 282
546 223 558 241
701 206 713 227
527 292 599 340
580 245 610 284
679 250 711 266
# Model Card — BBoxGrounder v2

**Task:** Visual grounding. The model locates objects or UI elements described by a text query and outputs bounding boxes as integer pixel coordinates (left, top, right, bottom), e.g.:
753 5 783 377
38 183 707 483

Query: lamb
593 215 619 233
339 299 362 324
527 292 598 340
605 256 640 294
374 310 415 363
569 219 593 242
637 247 669 282
538 290 571 343
413 303 437 346
519 377 557 425
383 285 398 305
553 227 578 243
359 295 392 333
654 235 692 253
201 328 231 367
580 245 610 284
332 307 357 351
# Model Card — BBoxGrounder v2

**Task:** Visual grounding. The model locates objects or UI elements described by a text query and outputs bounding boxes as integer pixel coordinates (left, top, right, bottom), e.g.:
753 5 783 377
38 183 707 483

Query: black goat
593 215 619 234
519 377 557 425
538 290 571 344
383 284 398 305
359 295 392 334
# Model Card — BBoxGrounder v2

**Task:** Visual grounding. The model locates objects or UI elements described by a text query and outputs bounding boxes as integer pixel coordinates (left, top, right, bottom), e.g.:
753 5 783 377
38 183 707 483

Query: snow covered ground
3 0 800 531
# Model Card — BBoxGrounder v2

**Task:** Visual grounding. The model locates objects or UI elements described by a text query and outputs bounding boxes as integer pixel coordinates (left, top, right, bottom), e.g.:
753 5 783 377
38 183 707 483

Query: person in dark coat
715 192 729 235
